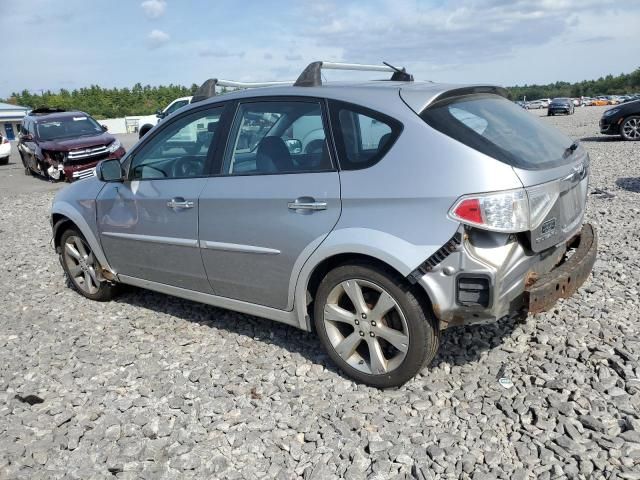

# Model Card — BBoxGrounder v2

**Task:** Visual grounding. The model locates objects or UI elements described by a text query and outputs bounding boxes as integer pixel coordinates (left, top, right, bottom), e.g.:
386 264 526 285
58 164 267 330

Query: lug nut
354 319 359 325
359 331 365 337
370 321 376 326
361 313 367 319
369 332 375 337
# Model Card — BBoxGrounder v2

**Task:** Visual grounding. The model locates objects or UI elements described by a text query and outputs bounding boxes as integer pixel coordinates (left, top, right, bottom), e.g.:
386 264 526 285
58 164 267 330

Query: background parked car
600 99 640 140
0 133 10 165
18 108 126 181
548 98 575 115
593 98 609 106
526 100 545 109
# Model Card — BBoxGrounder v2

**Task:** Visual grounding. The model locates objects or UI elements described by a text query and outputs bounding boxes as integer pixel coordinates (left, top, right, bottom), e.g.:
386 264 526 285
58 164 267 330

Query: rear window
420 94 574 170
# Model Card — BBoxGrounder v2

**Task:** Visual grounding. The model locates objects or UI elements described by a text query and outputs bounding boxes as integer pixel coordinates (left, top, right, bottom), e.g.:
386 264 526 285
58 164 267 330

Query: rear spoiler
425 86 509 109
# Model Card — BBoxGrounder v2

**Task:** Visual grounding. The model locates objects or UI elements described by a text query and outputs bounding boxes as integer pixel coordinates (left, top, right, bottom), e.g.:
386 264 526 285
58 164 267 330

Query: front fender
51 200 115 275
291 226 458 330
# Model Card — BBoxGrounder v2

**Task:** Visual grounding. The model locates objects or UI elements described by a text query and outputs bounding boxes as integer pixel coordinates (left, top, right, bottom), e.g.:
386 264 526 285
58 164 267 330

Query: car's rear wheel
314 262 439 388
621 116 640 141
0 156 8 166
60 228 116 301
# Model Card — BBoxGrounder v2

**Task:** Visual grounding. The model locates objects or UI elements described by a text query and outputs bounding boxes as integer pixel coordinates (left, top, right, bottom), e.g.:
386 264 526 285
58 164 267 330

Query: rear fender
292 227 455 330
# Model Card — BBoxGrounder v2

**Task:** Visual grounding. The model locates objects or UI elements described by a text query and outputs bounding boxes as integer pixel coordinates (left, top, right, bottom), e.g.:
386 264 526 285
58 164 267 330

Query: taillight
449 182 561 233
1 137 7 144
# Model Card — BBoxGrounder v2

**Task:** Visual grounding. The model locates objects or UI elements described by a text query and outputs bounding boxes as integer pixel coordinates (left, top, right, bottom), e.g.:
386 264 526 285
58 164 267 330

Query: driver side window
130 106 223 180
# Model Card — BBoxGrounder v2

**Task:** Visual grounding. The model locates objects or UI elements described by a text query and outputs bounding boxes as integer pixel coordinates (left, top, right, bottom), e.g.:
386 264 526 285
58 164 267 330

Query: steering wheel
173 156 203 178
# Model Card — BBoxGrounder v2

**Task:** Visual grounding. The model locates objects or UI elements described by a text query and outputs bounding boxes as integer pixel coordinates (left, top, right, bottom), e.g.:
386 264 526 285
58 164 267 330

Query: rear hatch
402 87 588 251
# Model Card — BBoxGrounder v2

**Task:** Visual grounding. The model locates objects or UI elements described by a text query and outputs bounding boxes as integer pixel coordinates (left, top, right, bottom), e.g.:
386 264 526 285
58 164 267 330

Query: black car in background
600 99 640 140
547 98 575 116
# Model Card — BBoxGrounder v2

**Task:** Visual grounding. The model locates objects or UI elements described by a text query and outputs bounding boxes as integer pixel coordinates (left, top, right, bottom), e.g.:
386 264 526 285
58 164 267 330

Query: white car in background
138 96 193 138
0 133 11 165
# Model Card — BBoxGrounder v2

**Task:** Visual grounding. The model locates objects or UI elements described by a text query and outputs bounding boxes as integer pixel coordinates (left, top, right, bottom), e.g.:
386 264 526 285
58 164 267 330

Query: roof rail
294 61 414 87
191 78 293 103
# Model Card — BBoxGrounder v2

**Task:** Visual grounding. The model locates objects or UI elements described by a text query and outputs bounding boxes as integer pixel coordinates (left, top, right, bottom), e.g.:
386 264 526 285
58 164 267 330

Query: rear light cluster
1 136 7 144
449 182 560 233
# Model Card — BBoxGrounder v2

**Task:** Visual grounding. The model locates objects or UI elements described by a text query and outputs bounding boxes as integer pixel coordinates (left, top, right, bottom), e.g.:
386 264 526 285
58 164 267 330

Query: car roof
192 80 506 117
29 111 92 122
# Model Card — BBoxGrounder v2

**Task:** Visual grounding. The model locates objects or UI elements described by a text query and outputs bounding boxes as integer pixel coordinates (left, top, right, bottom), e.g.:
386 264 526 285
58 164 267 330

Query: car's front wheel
621 116 640 141
314 262 439 388
60 228 116 301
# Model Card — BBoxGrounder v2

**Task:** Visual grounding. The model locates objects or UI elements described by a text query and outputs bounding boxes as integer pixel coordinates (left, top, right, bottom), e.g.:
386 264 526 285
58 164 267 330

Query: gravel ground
1 106 639 479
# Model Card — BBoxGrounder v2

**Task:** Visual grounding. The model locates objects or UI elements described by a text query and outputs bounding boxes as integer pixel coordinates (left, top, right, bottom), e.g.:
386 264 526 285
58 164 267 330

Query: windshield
552 98 570 103
420 93 574 170
37 115 103 141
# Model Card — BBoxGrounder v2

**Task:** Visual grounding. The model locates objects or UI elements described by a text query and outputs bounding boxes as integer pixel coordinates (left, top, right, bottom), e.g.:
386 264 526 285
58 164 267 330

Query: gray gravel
1 106 639 479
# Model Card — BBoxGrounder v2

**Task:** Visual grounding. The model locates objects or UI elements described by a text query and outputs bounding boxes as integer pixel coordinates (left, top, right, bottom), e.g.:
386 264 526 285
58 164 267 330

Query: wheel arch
50 203 115 275
297 251 436 332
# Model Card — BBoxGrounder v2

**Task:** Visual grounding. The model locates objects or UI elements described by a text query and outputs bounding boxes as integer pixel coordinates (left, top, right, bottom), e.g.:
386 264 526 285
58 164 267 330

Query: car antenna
383 62 414 82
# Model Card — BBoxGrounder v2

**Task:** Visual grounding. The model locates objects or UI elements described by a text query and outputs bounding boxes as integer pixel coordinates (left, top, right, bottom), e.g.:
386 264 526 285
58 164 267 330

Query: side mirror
156 109 165 119
96 158 124 182
284 138 303 154
21 133 33 141
101 124 108 131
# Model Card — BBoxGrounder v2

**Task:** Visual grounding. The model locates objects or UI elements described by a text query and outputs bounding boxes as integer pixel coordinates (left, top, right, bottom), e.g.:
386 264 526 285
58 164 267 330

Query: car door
199 98 341 310
96 103 227 292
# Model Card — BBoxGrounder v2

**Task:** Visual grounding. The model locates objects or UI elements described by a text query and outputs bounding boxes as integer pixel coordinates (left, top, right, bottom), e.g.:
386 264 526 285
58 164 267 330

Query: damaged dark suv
18 108 125 181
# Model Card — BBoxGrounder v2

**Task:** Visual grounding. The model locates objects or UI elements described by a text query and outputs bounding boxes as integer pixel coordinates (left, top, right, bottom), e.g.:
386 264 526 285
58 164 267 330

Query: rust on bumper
525 223 597 313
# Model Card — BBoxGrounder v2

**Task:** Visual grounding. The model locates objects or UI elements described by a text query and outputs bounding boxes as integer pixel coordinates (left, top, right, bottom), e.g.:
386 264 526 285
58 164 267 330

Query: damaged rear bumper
525 224 597 313
415 224 597 329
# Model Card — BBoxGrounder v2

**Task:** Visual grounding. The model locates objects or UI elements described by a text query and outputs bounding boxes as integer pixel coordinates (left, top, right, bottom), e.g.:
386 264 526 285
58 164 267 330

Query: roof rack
192 79 293 103
30 107 66 115
191 61 414 103
294 61 414 87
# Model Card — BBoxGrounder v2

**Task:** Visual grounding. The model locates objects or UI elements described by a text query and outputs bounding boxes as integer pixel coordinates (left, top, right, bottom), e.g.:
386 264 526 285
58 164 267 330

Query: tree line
3 68 640 117
509 68 640 101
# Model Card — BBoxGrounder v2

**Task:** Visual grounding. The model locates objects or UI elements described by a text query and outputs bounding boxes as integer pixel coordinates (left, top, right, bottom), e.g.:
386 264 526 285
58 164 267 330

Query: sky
1 0 639 98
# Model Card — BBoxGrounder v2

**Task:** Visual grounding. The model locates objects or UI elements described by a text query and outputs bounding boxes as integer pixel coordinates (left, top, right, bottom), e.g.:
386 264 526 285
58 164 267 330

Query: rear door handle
167 197 194 209
288 199 328 211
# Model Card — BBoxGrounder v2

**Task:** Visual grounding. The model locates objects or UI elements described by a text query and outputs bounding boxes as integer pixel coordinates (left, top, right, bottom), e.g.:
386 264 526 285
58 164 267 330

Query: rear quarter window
420 93 574 170
329 101 402 170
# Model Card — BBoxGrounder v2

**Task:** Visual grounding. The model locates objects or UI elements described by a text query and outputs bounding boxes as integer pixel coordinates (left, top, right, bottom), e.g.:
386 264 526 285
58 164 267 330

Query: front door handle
167 197 194 209
288 198 328 211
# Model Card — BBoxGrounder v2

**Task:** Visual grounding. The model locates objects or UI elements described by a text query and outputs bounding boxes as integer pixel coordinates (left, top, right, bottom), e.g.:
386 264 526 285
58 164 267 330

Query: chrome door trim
199 240 280 255
102 231 199 248
118 274 299 327
287 201 328 211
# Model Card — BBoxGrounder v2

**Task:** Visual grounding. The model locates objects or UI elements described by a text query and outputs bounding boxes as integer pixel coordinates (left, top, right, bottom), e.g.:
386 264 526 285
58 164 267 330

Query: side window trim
123 102 231 181
328 100 403 171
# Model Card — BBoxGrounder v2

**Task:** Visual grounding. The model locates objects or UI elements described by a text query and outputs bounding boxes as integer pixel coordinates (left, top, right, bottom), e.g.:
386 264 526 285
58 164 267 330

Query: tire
314 262 439 388
20 152 33 176
0 156 8 165
139 124 153 139
59 228 117 301
620 116 640 141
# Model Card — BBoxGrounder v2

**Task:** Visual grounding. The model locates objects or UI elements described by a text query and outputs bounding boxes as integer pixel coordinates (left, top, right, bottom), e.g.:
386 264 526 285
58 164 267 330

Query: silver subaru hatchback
51 62 596 387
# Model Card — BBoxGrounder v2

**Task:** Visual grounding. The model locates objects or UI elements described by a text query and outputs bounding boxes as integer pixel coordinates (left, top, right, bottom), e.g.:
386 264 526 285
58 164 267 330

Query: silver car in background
51 62 597 387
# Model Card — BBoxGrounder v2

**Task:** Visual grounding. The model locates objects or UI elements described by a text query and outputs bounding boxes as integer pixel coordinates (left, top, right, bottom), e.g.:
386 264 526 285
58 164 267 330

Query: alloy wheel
323 279 409 375
622 118 640 140
63 235 100 295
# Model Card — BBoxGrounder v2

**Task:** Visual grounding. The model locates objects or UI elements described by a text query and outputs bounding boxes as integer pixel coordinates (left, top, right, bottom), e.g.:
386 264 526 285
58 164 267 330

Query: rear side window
330 101 402 170
420 94 574 170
